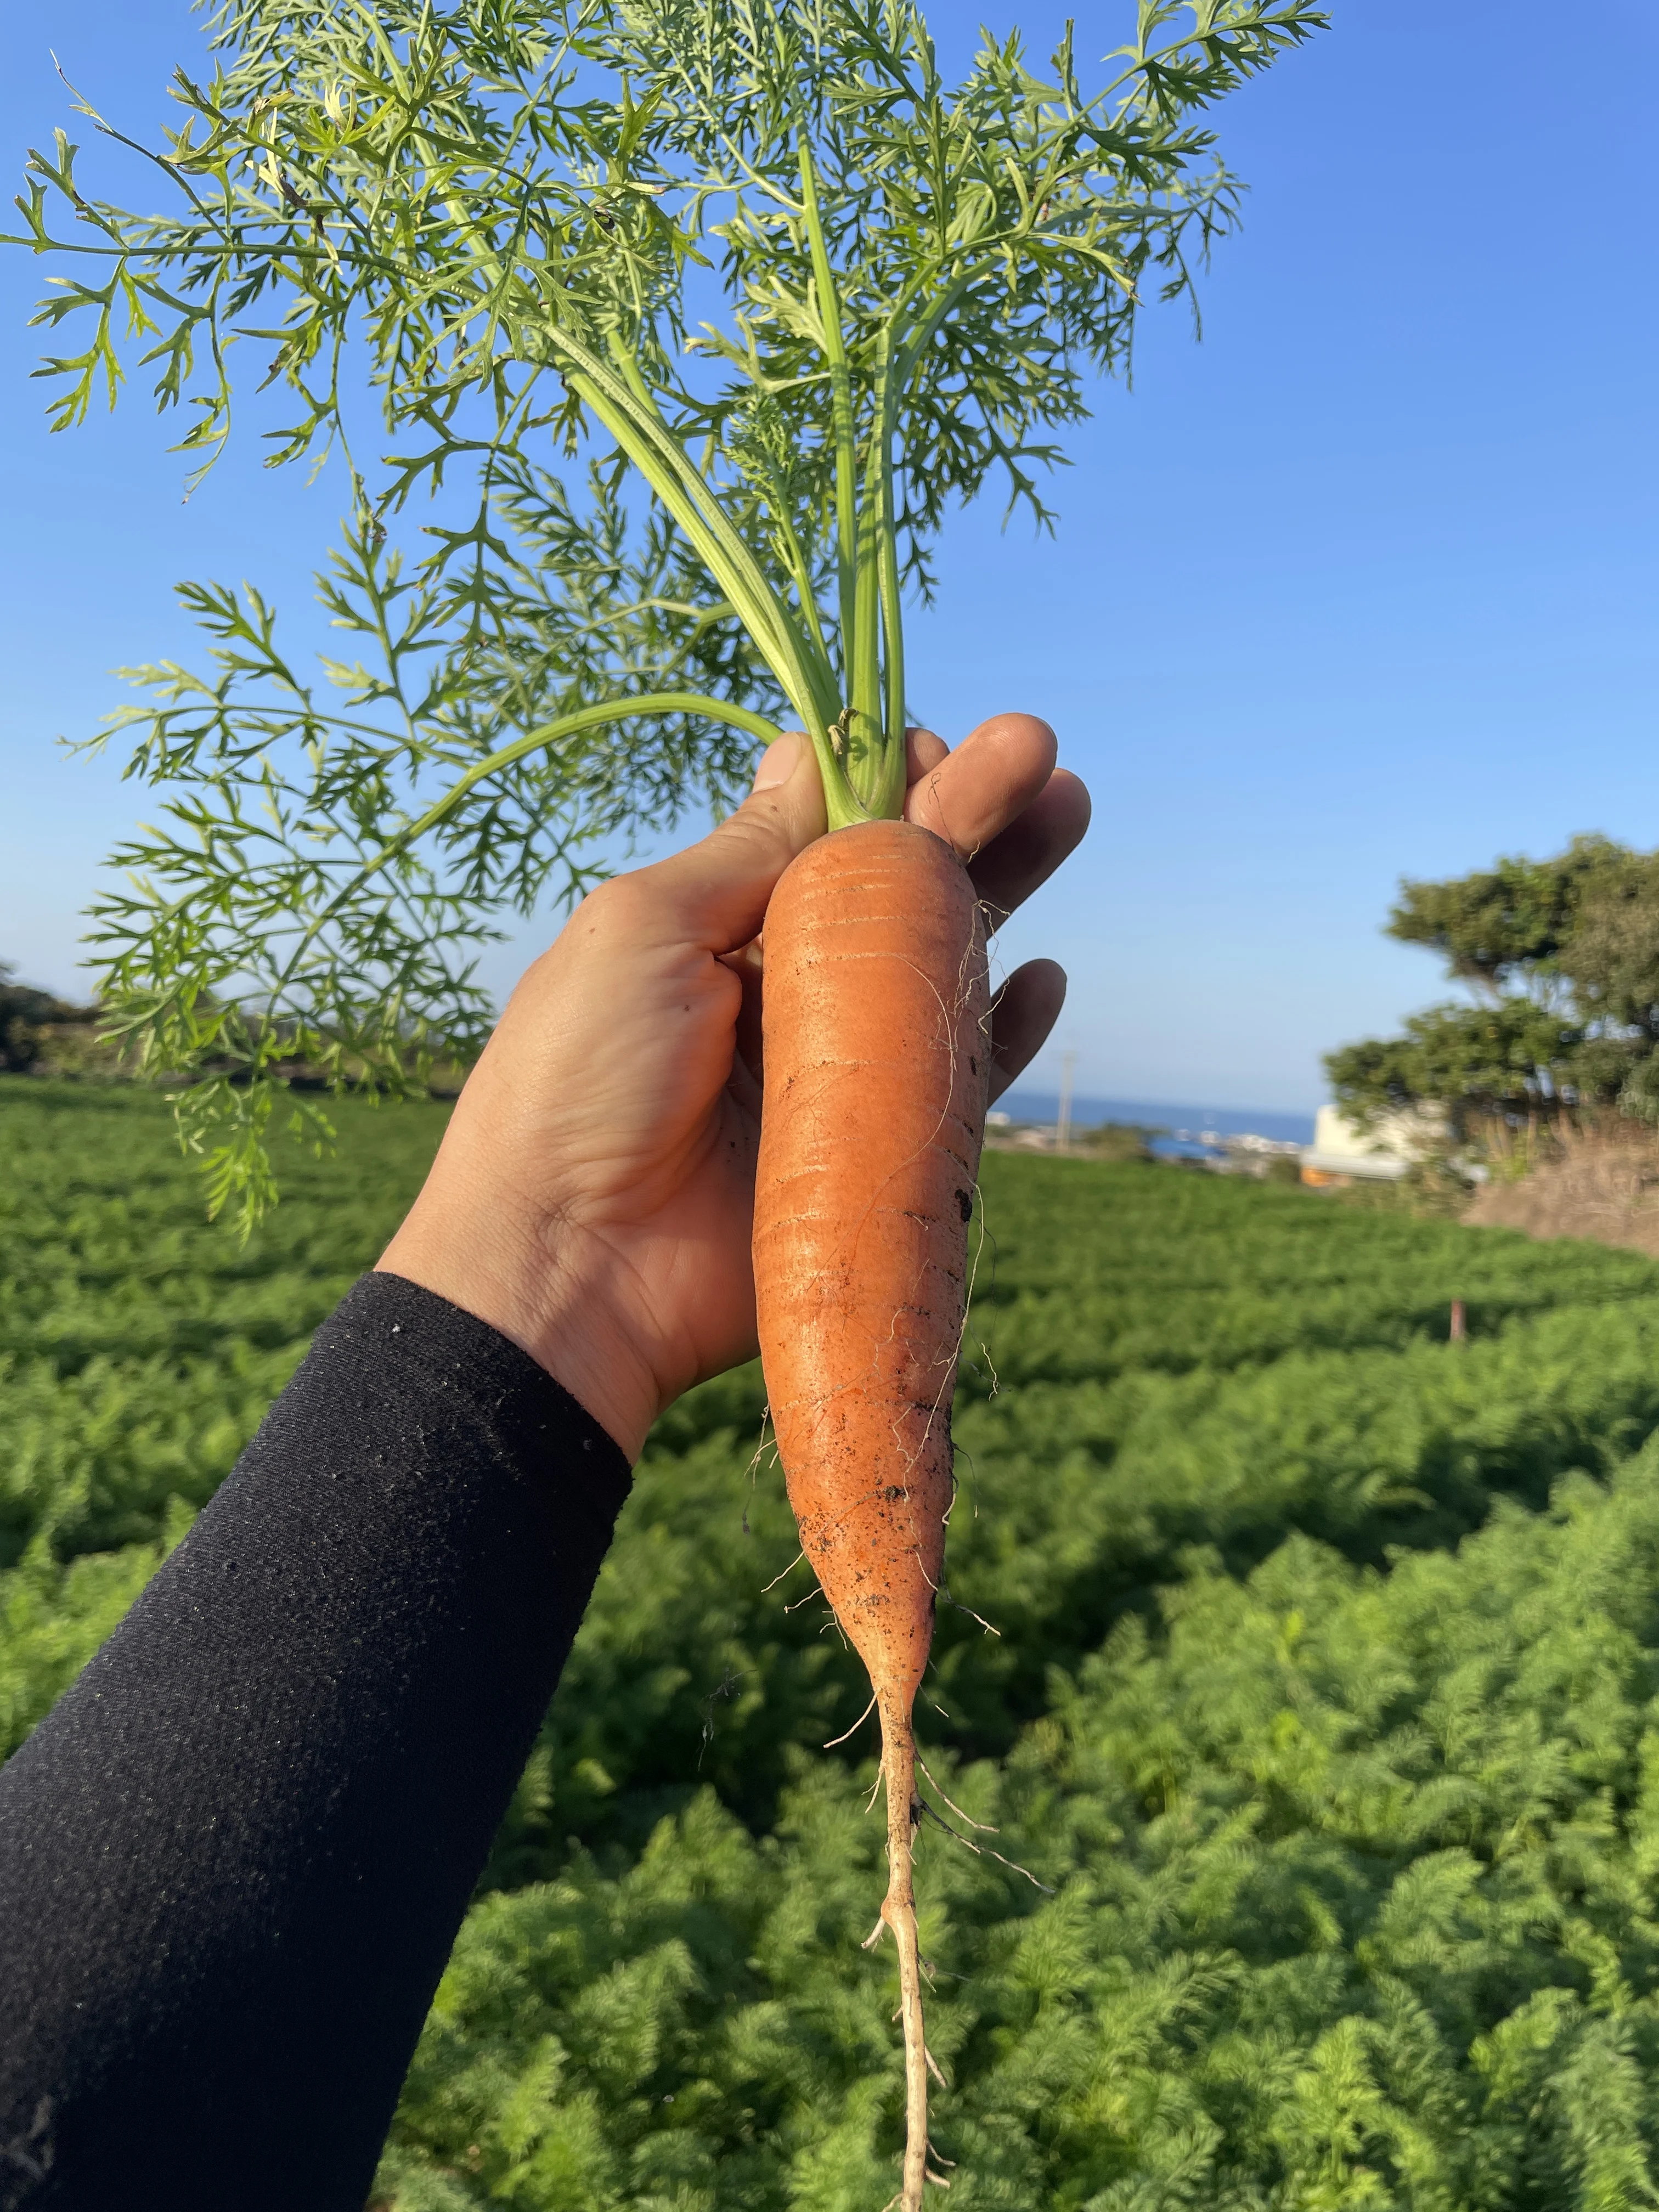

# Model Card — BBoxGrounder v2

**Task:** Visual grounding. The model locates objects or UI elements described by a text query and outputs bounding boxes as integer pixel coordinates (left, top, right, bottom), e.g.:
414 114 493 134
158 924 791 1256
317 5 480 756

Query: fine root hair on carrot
761 1549 808 1594
962 1201 1002 1408
943 1444 981 1529
917 1801 1053 1894
915 1752 996 1833
963 1331 999 1399
745 1408 776 1477
823 1692 878 1750
696 1663 747 1772
938 1587 1001 1639
742 1412 777 1537
960 1186 992 1331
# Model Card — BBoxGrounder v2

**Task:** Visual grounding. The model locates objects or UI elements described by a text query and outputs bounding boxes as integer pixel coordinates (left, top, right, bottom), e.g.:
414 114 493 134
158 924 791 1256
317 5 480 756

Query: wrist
376 1197 662 1463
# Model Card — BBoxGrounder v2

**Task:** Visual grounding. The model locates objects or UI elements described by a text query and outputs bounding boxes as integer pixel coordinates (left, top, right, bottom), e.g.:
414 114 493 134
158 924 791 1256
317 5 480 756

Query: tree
1325 835 1659 1140
0 964 99 1075
5 0 1327 1222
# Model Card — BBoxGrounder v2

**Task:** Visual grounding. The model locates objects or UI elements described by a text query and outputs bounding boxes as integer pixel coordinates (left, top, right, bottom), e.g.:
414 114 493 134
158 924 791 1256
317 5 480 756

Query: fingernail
750 732 803 792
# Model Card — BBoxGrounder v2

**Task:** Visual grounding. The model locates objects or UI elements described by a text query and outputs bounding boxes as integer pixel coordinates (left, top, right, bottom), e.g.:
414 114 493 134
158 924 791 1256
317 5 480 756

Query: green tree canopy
1326 837 1659 1139
0 964 97 1074
1386 834 1623 996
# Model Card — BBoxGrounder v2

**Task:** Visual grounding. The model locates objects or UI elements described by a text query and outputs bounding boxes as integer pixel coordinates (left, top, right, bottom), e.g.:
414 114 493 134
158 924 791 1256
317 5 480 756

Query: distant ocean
995 1091 1317 1148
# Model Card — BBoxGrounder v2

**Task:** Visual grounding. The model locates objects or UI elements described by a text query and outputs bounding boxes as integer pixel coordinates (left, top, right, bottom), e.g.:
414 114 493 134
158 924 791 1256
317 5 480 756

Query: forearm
0 1273 630 2212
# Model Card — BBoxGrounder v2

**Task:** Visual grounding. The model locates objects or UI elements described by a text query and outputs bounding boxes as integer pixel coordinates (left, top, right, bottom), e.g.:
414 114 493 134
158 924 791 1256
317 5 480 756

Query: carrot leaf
5 0 1331 1218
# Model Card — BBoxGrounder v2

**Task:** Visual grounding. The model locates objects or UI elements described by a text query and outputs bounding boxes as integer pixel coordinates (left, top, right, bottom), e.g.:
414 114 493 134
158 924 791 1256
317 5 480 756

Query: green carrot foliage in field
10 1082 1659 2203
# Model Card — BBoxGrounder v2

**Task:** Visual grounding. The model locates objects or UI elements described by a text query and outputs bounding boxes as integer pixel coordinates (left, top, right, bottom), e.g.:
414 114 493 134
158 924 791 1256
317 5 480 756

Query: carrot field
10 1077 1659 2207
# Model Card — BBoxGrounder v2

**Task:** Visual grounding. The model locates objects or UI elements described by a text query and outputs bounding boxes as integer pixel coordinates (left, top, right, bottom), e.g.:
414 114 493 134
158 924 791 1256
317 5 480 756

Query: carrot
754 815 989 2208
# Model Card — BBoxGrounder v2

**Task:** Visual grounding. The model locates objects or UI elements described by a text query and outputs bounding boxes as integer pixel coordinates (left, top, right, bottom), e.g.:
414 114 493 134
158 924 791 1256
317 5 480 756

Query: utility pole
1056 1047 1076 1152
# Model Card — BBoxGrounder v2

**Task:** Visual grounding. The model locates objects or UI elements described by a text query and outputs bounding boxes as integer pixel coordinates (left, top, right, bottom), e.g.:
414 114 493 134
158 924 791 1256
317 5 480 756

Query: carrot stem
879 1698 929 2211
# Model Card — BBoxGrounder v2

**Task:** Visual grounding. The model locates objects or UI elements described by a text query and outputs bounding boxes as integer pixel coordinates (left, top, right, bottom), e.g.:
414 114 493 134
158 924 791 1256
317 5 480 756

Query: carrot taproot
753 816 990 2208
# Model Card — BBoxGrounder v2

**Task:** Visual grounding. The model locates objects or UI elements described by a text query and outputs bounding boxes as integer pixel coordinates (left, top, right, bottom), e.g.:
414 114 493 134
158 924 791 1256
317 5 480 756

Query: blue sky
3 0 1655 1115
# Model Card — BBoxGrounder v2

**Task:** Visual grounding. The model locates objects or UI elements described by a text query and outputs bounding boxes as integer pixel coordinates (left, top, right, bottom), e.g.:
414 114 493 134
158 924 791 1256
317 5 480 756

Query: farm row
7 1080 1659 2205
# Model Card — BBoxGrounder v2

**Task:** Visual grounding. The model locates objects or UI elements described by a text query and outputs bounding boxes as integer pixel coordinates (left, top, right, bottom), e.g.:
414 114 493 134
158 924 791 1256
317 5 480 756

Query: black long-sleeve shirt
0 1272 632 2211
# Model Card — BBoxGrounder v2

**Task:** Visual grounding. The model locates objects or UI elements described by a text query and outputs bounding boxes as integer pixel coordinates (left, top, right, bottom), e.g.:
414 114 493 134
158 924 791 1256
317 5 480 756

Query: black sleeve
0 1271 633 2212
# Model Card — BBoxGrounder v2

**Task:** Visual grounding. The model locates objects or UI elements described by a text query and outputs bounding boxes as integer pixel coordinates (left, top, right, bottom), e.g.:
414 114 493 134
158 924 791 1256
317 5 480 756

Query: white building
1301 1103 1450 1184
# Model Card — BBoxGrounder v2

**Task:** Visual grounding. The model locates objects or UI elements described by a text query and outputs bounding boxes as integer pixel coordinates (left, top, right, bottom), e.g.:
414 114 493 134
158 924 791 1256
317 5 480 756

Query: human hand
377 713 1090 1459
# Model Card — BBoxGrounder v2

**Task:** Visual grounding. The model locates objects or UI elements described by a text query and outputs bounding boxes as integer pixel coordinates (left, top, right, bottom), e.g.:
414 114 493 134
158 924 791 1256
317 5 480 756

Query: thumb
643 731 828 952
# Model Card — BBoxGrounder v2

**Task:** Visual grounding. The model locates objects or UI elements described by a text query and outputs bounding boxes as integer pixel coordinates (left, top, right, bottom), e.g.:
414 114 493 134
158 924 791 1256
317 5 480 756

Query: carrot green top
5 0 1328 1219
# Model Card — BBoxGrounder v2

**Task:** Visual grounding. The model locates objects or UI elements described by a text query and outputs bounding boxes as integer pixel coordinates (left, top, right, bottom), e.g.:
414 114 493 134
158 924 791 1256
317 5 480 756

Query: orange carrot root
754 819 989 2207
